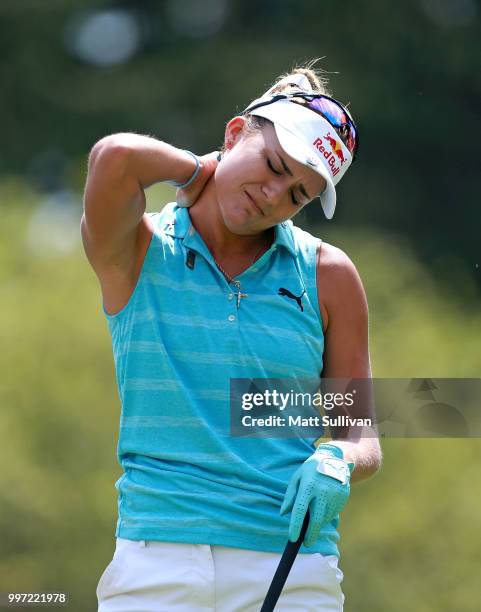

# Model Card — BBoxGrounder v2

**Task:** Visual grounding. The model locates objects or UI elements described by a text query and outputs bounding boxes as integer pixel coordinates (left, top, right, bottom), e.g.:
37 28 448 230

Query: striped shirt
103 202 342 557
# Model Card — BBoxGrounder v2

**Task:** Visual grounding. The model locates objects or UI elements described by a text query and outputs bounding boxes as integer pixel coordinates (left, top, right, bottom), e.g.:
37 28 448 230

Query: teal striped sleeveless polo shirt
103 202 342 557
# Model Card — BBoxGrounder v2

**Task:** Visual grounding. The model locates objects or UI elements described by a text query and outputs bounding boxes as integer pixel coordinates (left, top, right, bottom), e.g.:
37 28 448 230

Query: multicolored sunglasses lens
243 91 359 159
291 95 358 157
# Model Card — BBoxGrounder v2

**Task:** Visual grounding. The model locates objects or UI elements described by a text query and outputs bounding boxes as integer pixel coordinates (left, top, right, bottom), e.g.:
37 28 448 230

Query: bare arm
81 133 199 272
317 243 382 483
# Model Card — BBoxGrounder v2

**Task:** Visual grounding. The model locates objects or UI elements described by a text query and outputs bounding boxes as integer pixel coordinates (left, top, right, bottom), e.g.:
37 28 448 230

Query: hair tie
166 150 200 189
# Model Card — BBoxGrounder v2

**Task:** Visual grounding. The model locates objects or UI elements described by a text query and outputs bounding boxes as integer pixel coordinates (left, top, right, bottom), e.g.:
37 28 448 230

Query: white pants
97 538 345 611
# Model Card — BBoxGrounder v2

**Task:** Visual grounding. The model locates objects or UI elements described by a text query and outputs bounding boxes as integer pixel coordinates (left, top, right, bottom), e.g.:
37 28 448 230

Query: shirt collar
274 219 297 258
163 203 297 259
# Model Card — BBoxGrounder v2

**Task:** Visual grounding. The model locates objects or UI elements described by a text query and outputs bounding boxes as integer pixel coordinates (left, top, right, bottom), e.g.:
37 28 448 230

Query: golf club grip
259 510 311 612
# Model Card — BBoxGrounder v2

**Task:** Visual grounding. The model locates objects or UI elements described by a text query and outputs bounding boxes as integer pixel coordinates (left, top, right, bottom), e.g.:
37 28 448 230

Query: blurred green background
1 1 480 610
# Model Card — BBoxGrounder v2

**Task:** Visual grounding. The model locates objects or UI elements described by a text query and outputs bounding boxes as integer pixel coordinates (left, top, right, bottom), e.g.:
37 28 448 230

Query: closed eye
267 158 299 205
267 158 281 175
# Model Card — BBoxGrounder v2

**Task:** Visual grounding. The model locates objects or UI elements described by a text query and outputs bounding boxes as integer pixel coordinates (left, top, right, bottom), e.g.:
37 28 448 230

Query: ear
224 116 247 151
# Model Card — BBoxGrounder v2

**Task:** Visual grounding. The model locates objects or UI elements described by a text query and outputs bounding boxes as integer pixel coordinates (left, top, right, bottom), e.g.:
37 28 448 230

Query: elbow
369 437 383 471
372 454 383 477
88 134 132 172
352 442 382 483
370 445 383 477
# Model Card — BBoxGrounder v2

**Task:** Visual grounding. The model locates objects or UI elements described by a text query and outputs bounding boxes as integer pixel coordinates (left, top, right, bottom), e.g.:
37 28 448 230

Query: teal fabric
103 202 342 557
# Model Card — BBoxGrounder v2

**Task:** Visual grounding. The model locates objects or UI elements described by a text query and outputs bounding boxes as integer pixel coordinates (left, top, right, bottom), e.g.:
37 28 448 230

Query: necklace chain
213 232 273 308
213 240 267 285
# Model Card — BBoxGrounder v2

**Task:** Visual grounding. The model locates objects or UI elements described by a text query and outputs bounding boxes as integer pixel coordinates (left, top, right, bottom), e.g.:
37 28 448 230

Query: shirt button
228 293 234 300
228 314 236 322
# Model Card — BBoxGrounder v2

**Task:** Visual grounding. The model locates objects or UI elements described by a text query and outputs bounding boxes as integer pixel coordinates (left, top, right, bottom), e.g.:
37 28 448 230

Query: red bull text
313 133 347 177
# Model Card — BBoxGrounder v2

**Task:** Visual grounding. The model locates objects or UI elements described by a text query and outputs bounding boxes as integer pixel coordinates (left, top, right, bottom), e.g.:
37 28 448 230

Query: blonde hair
266 58 332 97
220 59 331 155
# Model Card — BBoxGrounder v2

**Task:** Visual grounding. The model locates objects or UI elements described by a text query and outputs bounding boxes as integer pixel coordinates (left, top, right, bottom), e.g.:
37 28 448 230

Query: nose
261 178 288 207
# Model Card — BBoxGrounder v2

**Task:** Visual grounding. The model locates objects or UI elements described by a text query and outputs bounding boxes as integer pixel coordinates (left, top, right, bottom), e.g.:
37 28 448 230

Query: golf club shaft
260 510 311 612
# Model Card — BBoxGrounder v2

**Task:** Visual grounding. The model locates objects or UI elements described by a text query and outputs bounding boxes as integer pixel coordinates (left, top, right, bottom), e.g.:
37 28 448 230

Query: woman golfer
82 61 382 611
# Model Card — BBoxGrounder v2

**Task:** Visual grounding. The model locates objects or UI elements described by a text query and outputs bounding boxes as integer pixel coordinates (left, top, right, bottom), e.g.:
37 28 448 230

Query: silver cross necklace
213 233 272 309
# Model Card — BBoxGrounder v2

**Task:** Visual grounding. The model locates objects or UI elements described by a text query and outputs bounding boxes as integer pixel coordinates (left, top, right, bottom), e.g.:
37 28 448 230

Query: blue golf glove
280 443 355 547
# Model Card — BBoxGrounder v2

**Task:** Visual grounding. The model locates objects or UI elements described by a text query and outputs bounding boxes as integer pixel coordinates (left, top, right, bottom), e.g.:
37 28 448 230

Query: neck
187 176 272 261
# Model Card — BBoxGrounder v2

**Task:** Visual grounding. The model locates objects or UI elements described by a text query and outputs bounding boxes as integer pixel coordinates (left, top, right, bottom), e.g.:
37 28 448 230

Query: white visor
244 96 353 219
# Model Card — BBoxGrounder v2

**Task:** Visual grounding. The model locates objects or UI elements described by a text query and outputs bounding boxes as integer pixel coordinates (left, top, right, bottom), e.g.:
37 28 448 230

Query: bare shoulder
316 241 368 330
316 242 361 284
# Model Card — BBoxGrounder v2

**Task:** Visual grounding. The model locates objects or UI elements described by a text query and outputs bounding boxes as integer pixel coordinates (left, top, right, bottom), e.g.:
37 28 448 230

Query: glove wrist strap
314 443 344 460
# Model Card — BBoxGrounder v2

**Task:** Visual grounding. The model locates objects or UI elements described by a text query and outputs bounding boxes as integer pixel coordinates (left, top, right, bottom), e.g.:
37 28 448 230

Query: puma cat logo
278 287 306 312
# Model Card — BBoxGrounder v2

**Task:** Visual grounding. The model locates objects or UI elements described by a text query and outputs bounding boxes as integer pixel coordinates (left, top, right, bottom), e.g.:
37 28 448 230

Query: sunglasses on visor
243 92 359 160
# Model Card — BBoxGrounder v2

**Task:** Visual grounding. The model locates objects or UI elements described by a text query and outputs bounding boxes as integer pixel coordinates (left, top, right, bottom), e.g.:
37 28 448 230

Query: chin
219 199 258 235
223 215 255 235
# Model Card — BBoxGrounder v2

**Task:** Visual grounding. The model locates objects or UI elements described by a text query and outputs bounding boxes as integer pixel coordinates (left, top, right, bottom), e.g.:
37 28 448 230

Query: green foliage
1 182 480 611
1 1 480 285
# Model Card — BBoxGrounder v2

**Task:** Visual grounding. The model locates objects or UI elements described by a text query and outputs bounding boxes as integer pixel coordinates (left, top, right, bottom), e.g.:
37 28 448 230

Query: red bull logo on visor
313 132 347 177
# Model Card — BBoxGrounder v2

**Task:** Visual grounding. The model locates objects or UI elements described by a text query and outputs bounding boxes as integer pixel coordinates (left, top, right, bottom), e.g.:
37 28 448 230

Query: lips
245 190 264 215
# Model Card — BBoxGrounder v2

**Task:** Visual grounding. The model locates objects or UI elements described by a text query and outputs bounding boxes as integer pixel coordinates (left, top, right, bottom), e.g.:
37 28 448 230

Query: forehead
258 121 327 195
